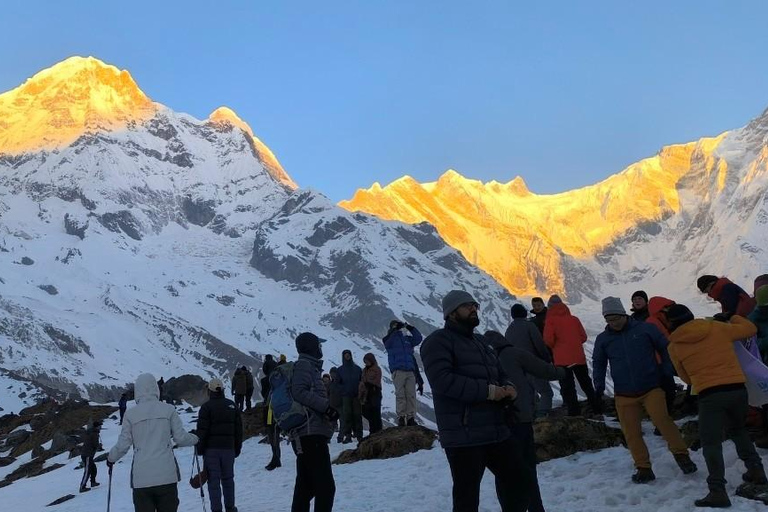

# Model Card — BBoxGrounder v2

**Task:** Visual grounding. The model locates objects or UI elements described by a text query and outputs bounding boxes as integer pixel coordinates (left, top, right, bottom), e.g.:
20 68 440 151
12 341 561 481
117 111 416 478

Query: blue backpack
268 362 308 432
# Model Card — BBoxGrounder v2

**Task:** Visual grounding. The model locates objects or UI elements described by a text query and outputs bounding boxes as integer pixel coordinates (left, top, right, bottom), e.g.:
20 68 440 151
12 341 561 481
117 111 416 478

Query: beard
457 313 480 328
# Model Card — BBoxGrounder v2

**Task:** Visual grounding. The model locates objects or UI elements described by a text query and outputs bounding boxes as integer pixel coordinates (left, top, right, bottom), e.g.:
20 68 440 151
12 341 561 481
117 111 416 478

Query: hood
363 352 378 366
134 373 159 404
484 330 507 349
670 319 713 345
709 277 733 300
548 303 571 317
342 349 354 363
649 296 675 317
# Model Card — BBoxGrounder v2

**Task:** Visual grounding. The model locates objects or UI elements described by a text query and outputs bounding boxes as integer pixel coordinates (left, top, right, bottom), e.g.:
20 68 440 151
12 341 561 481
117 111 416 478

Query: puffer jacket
196 392 243 455
232 369 247 395
592 319 674 396
291 354 334 439
668 316 757 394
383 326 423 372
709 277 756 317
108 374 198 489
747 306 768 362
81 427 101 458
504 319 551 362
420 320 510 448
647 296 675 337
543 303 588 366
338 353 363 398
328 368 343 410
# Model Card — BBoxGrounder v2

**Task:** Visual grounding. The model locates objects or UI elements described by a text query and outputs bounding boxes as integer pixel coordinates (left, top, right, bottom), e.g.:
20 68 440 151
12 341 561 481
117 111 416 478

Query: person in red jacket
543 295 601 416
697 275 756 318
646 296 679 416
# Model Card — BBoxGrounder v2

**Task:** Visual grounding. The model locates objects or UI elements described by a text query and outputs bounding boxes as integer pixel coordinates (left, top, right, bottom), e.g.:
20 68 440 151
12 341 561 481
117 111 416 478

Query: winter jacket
328 368 343 410
232 369 247 395
338 356 363 398
748 306 768 361
196 392 243 456
543 303 588 366
592 319 674 397
530 308 547 335
631 307 650 322
668 316 757 394
383 326 423 372
245 370 254 393
709 277 756 317
263 356 278 377
487 331 564 424
291 354 334 439
420 320 510 448
81 427 101 458
118 395 128 412
359 353 383 403
108 374 198 489
504 319 551 362
647 297 675 337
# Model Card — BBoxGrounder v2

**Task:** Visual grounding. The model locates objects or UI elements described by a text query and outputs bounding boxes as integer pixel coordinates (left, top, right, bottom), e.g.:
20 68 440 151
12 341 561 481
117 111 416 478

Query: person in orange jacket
543 295 601 416
646 296 679 415
666 305 767 508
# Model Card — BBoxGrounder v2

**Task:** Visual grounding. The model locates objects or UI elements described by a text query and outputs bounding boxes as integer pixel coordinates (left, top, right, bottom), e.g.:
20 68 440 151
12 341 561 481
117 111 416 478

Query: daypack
268 362 308 432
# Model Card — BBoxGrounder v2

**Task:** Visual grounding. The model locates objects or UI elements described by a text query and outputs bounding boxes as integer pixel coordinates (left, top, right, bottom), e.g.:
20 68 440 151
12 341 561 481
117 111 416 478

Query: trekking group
96 272 768 511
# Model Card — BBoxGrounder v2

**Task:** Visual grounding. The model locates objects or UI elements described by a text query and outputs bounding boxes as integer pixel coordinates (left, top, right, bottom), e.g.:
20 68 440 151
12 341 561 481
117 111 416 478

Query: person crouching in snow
666 304 767 508
592 297 696 484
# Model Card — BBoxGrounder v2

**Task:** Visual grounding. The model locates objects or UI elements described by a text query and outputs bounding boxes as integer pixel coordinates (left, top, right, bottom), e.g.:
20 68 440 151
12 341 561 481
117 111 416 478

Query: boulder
31 445 47 458
5 430 31 447
533 416 624 462
162 375 209 406
0 456 15 467
334 426 437 464
242 403 268 440
736 482 768 505
50 431 79 456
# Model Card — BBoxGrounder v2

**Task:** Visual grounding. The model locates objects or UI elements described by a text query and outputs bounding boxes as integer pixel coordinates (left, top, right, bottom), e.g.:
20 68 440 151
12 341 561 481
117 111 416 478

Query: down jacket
108 374 198 489
420 320 510 448
383 326 423 372
291 354 334 439
543 303 588 366
504 319 551 362
647 296 675 337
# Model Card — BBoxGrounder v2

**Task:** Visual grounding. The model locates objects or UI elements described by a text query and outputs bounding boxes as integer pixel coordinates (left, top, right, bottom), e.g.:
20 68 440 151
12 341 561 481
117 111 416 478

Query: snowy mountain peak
209 106 255 137
0 56 157 155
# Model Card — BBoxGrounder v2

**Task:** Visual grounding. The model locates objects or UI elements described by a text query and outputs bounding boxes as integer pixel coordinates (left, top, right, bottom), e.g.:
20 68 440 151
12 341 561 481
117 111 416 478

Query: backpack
268 362 308 432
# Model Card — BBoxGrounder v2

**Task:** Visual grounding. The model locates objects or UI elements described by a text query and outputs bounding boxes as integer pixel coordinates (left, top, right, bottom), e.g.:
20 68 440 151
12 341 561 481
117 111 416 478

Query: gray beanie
602 296 627 317
442 290 478 319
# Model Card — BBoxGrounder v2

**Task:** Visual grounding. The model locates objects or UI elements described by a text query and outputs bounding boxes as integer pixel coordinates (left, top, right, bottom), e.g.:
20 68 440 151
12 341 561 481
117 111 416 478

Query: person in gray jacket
505 303 554 417
291 332 339 512
107 373 198 512
486 330 565 512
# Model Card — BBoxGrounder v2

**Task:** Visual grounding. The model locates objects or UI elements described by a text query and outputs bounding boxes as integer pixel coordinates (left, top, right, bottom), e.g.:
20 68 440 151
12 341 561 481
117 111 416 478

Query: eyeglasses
604 315 625 322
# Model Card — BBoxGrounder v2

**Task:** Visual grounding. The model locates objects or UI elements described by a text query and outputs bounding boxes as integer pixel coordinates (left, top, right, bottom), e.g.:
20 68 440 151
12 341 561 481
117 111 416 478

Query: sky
2 1 768 202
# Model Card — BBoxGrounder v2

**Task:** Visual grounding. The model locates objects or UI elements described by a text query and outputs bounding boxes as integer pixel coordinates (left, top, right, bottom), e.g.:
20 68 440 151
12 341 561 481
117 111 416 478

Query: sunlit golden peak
208 106 255 138
0 55 157 155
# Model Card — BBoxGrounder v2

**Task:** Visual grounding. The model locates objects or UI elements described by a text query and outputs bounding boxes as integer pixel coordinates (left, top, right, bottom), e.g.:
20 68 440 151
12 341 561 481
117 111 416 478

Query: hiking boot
694 490 731 508
674 454 698 475
397 417 406 427
265 460 281 471
336 435 343 444
631 468 656 484
653 427 662 436
341 436 353 444
406 417 417 427
743 466 768 485
225 507 238 512
79 486 90 493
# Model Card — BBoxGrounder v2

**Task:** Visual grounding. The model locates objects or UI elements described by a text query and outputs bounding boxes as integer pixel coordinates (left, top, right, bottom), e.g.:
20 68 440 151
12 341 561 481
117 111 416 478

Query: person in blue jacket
383 319 423 426
337 350 363 442
592 297 696 484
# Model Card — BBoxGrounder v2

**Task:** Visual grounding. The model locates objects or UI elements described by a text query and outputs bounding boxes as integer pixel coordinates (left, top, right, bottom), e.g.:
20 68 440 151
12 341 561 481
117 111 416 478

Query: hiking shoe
90 481 100 487
694 490 731 508
79 486 90 493
743 466 768 485
631 468 656 484
341 436 353 444
406 418 417 427
336 436 343 444
265 460 281 471
397 417 406 427
225 507 238 512
653 427 662 436
674 454 698 475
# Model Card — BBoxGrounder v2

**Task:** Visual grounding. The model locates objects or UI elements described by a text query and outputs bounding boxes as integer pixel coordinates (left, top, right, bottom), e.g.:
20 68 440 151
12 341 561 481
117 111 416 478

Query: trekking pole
106 463 113 512
194 447 208 512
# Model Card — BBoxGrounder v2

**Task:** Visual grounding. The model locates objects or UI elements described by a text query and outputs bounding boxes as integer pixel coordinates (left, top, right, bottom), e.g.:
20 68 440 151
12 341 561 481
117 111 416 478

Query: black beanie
296 332 324 358
631 290 648 303
697 275 718 293
510 304 528 319
665 304 695 332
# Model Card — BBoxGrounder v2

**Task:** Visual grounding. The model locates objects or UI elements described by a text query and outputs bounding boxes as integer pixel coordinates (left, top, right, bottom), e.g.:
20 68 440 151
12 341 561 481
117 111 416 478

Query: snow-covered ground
2 405 767 511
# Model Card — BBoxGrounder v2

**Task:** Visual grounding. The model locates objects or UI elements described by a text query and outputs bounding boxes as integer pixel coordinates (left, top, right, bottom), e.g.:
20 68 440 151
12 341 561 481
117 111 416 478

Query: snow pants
558 364 600 416
393 370 417 420
204 448 236 512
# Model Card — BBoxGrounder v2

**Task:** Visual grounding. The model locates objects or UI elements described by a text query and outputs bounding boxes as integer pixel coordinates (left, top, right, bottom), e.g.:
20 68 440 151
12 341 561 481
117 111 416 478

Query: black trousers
362 387 383 435
132 483 179 512
234 393 245 412
558 364 599 416
120 408 126 425
268 424 282 464
79 454 97 489
246 390 254 411
444 437 530 512
660 375 677 415
291 435 336 512
511 423 545 512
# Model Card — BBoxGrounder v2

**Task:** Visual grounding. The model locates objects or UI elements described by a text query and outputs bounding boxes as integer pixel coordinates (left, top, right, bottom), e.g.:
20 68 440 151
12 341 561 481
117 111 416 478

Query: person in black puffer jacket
79 420 102 493
421 289 531 512
197 378 243 512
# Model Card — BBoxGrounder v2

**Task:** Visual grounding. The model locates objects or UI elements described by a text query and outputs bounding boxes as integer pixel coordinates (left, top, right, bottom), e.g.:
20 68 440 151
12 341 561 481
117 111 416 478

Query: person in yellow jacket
666 305 767 508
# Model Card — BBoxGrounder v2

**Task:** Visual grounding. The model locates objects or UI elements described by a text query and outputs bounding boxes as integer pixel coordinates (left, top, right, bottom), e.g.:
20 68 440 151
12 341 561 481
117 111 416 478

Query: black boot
406 417 417 427
631 467 656 484
694 490 731 508
265 459 281 471
674 454 698 475
397 417 406 427
79 486 90 493
743 465 768 485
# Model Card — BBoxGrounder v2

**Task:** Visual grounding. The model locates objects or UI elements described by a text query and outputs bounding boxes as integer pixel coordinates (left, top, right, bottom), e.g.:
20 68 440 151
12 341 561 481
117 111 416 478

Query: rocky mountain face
0 57 514 410
341 110 768 305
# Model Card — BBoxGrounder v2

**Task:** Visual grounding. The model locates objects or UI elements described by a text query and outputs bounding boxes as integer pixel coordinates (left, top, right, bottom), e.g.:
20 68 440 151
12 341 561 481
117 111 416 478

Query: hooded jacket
291 354 334 439
709 277 756 317
232 368 247 395
543 303 588 366
359 353 383 403
668 316 757 394
196 391 243 455
328 367 344 410
647 297 675 337
504 319 551 362
338 350 363 398
383 326 423 372
592 319 673 396
108 374 198 489
81 425 101 458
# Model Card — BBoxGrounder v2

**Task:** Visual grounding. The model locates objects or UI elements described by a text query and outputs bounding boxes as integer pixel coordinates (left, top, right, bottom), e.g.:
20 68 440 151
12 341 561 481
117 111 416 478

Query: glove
502 385 517 401
107 460 114 470
417 383 424 396
325 407 340 421
405 323 414 331
488 384 506 401
555 367 567 380
396 322 406 330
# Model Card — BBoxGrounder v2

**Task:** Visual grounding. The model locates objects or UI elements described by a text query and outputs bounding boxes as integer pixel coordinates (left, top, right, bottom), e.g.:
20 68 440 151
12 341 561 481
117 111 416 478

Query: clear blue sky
2 1 768 201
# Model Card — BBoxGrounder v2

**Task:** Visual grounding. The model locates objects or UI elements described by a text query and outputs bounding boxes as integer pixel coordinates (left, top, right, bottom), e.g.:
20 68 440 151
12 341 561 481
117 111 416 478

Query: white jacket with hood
108 373 198 489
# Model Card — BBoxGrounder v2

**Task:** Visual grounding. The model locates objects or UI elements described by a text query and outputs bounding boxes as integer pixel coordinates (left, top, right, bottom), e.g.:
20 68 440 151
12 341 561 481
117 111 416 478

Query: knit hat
296 332 325 356
665 304 695 332
442 290 478 319
631 290 648 303
547 295 563 307
602 297 627 317
208 378 224 392
697 275 718 293
510 304 528 319
756 285 768 307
